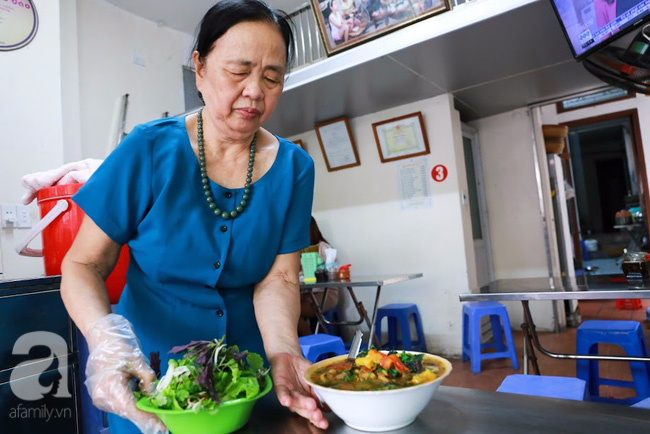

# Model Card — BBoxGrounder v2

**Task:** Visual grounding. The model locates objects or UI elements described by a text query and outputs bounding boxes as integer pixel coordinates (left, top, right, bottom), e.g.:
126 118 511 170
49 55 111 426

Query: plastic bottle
315 258 327 282
327 262 339 281
338 264 351 281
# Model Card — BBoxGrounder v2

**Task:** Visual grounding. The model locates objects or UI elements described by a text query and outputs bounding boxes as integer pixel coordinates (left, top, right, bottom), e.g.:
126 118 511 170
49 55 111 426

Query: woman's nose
242 77 264 100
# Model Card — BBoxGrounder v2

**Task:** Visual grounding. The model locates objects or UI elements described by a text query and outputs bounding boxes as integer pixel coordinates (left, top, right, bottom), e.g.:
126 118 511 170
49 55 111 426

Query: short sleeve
73 124 153 245
277 157 315 254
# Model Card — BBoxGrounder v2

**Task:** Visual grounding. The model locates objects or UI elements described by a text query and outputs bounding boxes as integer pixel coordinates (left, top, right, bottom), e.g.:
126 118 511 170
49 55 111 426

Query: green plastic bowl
136 376 272 434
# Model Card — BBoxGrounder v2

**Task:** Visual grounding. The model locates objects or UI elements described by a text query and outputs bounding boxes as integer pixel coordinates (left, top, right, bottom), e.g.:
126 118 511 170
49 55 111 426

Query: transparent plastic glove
84 314 168 434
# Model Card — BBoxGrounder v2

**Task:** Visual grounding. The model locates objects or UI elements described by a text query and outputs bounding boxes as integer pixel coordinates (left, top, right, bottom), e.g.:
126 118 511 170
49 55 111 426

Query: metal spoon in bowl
347 330 363 361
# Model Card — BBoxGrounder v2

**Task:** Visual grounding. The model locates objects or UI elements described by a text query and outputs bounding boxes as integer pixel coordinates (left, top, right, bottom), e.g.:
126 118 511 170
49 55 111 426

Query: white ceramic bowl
303 351 452 432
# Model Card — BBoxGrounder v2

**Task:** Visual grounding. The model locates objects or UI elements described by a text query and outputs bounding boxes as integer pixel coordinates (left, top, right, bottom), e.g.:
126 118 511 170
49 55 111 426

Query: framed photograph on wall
310 0 451 56
372 112 430 163
314 116 360 171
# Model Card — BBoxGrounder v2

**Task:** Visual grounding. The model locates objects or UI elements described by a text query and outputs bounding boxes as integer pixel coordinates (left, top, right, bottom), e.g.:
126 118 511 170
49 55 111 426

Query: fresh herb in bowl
136 336 269 412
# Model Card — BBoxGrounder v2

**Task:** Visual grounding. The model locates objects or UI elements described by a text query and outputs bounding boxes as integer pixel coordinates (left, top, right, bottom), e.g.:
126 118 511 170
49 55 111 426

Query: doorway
462 124 494 287
562 110 649 275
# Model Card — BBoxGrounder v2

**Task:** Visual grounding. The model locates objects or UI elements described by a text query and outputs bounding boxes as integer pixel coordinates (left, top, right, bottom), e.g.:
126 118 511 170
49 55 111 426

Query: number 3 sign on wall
431 165 448 182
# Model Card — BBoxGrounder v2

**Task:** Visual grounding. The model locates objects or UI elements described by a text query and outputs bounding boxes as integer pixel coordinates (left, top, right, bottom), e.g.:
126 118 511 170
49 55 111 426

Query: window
556 88 634 113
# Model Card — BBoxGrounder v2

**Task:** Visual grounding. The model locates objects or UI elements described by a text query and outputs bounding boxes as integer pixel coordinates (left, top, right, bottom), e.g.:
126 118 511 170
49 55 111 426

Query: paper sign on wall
0 0 38 51
398 158 432 210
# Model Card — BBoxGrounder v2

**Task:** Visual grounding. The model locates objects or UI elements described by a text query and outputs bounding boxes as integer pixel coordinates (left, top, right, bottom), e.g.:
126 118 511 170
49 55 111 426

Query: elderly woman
60 1 327 432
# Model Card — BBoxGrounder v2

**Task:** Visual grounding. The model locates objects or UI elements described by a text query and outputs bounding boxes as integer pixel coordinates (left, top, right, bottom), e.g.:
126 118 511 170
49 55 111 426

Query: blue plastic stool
497 374 586 401
633 396 650 408
309 306 342 336
299 334 346 363
576 320 650 405
322 307 342 336
375 303 427 352
462 301 519 374
580 240 589 260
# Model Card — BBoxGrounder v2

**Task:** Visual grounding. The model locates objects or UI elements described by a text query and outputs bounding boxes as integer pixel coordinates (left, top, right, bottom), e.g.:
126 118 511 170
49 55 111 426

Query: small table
300 273 422 347
458 275 650 374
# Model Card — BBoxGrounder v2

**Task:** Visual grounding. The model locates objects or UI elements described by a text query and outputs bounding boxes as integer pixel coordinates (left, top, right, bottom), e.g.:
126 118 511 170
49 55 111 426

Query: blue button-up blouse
74 115 314 374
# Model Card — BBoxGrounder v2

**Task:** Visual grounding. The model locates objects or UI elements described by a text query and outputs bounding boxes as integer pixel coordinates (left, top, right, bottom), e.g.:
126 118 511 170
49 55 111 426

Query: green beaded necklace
197 107 255 220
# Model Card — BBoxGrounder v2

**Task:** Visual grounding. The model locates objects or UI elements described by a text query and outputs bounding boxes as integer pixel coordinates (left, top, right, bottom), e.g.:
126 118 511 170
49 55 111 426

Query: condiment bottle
315 257 327 282
327 264 339 281
338 264 351 281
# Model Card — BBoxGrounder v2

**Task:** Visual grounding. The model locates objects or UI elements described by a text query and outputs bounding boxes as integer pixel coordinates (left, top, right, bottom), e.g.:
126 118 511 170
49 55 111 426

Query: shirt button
224 192 232 198
213 262 221 269
216 309 224 317
220 225 228 232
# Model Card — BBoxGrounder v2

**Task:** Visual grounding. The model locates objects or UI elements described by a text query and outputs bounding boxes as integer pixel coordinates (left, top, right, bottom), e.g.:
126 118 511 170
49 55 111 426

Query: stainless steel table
300 273 423 347
458 275 650 374
246 385 650 433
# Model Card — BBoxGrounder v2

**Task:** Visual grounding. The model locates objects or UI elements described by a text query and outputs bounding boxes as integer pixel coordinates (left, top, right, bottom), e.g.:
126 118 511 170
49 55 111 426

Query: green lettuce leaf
138 336 268 411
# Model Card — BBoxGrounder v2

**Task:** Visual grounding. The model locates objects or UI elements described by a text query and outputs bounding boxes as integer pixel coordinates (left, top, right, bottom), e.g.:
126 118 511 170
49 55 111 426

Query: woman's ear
193 51 205 94
193 51 204 77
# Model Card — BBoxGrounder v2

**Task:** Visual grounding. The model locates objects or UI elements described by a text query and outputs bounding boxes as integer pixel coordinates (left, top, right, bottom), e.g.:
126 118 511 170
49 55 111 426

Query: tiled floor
444 299 650 401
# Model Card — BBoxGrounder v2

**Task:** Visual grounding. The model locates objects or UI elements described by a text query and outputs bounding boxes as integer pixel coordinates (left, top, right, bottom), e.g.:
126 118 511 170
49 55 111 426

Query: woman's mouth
235 108 261 118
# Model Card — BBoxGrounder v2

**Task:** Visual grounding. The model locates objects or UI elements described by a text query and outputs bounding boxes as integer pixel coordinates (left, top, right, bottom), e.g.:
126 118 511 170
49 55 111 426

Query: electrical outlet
16 205 31 228
1 205 17 228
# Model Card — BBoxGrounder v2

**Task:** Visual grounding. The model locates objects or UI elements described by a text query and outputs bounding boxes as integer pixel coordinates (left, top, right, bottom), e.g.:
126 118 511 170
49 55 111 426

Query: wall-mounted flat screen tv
550 0 650 60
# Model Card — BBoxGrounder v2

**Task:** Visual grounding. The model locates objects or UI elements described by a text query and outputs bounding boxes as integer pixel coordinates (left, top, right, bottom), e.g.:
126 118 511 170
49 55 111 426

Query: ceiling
264 0 608 135
103 0 613 137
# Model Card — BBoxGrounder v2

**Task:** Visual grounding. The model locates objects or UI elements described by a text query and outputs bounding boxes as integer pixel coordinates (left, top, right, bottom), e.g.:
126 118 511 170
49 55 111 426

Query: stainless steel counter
458 274 650 374
458 274 650 302
246 385 650 433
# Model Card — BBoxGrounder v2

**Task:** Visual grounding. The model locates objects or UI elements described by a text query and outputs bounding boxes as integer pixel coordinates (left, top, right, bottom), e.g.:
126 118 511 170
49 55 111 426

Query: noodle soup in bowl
303 350 452 432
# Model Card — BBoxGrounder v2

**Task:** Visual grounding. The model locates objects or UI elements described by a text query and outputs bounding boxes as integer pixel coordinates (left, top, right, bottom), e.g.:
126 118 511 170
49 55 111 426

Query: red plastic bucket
17 183 128 303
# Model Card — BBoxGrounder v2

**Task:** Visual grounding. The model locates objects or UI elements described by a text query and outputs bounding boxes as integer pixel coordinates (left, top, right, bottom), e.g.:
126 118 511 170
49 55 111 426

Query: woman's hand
270 352 329 430
85 314 168 434
254 253 327 428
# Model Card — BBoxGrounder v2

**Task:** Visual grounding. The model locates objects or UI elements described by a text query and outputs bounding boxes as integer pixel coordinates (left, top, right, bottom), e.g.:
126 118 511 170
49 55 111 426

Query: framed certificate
372 112 430 163
314 117 360 171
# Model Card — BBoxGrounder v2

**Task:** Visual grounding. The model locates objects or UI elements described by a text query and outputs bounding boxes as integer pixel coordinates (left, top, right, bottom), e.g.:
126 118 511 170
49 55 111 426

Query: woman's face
194 21 287 140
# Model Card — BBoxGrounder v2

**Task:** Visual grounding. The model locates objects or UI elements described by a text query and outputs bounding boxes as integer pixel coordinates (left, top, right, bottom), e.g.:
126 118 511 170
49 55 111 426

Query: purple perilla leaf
234 350 248 363
196 346 215 365
197 361 220 404
149 352 161 378
168 340 212 354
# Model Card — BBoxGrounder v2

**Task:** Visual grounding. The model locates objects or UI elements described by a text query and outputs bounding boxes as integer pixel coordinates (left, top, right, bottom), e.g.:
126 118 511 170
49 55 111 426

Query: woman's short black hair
194 0 295 71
